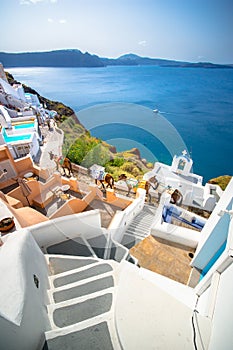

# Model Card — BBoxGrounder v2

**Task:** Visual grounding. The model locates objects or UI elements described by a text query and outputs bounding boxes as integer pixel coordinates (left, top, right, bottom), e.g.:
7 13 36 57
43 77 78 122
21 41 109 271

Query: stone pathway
36 124 151 203
38 124 64 174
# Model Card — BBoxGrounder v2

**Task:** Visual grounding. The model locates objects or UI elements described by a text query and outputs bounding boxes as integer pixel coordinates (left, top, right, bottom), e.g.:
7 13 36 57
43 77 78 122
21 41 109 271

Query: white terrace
0 177 232 349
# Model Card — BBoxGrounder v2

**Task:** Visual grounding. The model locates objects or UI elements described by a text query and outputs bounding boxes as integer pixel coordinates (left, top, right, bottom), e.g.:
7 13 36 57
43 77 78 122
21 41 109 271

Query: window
178 159 186 171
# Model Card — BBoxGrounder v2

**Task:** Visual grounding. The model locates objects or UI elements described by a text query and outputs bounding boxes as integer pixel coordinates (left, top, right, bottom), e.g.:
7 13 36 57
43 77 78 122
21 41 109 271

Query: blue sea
7 66 233 183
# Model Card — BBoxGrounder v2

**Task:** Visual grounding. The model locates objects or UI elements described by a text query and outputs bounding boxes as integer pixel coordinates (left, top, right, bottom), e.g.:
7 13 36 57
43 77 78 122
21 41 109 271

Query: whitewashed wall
29 209 105 250
108 188 146 243
0 230 50 350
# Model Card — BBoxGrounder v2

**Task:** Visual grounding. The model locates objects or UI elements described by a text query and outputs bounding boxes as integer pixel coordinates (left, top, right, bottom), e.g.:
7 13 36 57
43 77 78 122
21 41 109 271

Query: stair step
51 276 114 303
131 214 154 221
138 212 155 217
134 212 154 218
139 207 156 213
124 233 147 241
121 204 156 241
143 204 157 211
45 321 114 350
53 263 113 288
87 235 107 260
125 227 151 235
125 228 149 237
126 230 149 240
130 218 153 226
51 293 113 328
46 237 97 258
129 221 153 229
47 256 98 276
121 234 141 249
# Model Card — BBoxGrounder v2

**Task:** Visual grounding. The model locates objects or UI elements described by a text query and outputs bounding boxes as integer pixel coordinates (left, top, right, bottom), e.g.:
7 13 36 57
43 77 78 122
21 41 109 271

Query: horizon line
0 49 232 66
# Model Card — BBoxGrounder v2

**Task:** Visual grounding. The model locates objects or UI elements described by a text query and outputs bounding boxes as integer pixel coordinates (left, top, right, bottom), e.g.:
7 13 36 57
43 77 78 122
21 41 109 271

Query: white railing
108 188 146 243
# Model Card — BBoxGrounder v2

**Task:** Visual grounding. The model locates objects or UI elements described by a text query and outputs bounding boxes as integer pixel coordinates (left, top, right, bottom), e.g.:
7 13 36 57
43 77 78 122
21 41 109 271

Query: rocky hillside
60 115 150 180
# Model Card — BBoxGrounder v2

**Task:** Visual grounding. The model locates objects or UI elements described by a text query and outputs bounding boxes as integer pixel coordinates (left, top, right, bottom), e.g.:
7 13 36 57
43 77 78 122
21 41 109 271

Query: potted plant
0 217 15 233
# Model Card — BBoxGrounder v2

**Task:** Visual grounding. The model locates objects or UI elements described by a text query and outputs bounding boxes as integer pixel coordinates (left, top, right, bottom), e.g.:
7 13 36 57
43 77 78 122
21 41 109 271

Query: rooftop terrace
130 235 197 285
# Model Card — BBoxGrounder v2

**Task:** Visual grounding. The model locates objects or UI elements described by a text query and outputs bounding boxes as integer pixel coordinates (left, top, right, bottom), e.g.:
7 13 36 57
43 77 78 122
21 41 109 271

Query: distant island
0 50 232 69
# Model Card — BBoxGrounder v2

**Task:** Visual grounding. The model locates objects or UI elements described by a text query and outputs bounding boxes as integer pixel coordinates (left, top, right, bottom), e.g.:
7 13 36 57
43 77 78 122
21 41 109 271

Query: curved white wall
0 230 49 350
208 261 233 349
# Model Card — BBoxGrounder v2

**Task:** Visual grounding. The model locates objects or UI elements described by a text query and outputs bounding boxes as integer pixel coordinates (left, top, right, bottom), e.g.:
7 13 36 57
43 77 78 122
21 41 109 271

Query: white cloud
138 40 147 47
47 18 66 24
47 18 67 24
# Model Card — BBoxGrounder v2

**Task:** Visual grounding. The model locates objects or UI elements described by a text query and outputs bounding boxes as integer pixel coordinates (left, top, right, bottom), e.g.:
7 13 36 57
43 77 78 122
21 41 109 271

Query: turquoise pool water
13 122 35 130
3 128 32 143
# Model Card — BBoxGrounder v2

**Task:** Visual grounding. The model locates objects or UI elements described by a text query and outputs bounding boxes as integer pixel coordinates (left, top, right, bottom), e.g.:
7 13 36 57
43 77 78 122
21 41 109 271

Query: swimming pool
2 128 32 143
13 122 35 130
2 121 36 143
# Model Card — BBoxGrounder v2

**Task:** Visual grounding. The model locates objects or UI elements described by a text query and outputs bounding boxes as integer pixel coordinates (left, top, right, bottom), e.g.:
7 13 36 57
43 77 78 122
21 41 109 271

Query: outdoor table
61 184 70 192
24 172 34 179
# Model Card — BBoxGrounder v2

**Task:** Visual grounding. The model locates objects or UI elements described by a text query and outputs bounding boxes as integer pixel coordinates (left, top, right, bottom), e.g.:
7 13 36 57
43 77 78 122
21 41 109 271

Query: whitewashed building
143 150 223 211
0 177 232 349
0 67 44 160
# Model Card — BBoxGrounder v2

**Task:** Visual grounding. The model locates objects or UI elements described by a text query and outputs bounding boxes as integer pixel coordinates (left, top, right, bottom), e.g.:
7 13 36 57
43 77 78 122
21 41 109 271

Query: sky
1 0 233 64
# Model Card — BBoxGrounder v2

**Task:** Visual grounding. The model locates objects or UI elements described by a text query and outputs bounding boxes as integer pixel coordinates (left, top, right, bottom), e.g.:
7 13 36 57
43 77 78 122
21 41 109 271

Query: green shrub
131 167 141 177
106 157 124 168
81 144 111 168
66 135 101 164
121 162 135 173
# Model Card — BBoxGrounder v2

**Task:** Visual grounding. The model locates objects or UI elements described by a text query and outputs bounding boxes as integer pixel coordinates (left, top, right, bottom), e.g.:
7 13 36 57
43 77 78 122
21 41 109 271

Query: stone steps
45 258 121 349
120 233 142 249
46 232 133 265
122 204 157 245
48 290 114 328
43 204 157 348
50 262 114 289
46 236 98 259
45 318 119 350
50 275 114 304
47 256 98 276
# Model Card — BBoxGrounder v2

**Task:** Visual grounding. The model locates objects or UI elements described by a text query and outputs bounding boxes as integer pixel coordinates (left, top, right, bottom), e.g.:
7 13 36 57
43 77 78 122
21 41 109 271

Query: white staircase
45 230 136 265
44 256 122 350
121 204 157 249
